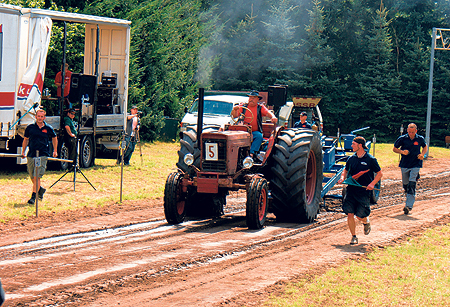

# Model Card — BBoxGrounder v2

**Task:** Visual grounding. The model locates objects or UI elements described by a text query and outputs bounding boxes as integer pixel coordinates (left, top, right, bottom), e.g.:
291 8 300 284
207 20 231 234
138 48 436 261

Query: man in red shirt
54 63 72 108
231 90 277 159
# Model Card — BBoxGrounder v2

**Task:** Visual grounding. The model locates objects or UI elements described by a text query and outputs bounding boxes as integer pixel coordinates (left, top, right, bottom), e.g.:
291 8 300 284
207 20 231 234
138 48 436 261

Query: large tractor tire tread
269 129 323 223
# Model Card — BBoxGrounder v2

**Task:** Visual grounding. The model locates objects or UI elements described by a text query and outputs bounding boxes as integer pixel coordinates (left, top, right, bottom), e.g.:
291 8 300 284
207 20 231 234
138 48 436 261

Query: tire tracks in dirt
1 170 450 306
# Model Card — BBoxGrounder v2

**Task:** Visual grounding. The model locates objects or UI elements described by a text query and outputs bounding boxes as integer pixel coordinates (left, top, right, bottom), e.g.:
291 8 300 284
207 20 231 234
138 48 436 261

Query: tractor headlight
184 153 194 166
243 156 254 169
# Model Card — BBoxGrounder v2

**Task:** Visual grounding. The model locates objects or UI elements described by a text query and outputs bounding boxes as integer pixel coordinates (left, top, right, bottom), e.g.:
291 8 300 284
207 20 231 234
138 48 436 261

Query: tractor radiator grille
202 138 227 172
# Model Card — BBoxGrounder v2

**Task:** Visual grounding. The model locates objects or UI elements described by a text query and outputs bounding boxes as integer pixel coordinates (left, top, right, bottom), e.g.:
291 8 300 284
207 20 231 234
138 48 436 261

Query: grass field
0 142 448 222
265 224 450 307
0 141 179 222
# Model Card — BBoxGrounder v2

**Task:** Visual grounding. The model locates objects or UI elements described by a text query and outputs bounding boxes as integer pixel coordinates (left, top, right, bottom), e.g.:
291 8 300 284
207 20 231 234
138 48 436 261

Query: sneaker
364 222 371 235
350 236 358 245
403 206 410 215
27 192 36 205
38 187 46 200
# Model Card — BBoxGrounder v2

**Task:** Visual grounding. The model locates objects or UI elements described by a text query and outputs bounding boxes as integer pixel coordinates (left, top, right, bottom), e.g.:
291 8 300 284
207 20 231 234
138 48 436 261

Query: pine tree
260 0 302 87
290 0 344 135
351 2 401 141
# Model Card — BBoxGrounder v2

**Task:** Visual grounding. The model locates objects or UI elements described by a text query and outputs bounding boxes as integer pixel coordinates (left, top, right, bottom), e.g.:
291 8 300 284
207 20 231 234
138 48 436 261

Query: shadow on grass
13 201 33 208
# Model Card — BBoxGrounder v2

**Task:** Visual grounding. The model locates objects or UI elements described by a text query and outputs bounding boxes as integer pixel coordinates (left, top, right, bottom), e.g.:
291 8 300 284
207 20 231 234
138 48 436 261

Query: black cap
300 111 307 116
68 108 76 114
247 90 263 100
353 136 368 149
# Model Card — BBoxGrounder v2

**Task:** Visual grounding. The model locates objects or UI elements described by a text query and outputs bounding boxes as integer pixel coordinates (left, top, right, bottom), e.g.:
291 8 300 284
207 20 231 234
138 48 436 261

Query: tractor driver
294 111 312 129
231 90 277 160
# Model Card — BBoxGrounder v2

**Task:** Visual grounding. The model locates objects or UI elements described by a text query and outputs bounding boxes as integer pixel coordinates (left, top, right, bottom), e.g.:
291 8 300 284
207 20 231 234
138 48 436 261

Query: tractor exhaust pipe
197 88 205 147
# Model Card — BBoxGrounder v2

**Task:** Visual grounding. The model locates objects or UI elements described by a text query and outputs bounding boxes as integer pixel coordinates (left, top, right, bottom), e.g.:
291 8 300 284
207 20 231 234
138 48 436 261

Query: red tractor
164 88 323 229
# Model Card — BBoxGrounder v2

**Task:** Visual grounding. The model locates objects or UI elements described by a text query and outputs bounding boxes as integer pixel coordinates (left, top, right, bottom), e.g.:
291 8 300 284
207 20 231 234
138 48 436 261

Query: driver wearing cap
231 90 277 160
294 111 312 129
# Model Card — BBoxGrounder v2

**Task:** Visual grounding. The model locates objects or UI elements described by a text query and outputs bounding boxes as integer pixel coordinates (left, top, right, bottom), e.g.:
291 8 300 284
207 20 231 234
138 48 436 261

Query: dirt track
1 157 450 307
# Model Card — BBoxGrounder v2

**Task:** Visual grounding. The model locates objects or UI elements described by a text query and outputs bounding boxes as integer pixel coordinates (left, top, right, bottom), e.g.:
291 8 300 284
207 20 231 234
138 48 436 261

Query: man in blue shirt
393 123 428 215
21 109 58 204
338 136 383 245
294 111 312 129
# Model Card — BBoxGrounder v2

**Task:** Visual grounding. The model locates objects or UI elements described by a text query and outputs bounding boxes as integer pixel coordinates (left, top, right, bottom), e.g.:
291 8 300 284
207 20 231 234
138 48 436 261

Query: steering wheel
231 106 254 125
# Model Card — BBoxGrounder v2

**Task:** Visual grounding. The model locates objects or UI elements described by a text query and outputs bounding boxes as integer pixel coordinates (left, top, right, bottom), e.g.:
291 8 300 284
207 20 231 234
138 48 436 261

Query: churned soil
1 157 450 307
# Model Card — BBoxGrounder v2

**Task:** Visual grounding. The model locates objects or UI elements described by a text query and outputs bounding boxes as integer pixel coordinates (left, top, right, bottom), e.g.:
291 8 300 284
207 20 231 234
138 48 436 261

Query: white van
180 95 248 132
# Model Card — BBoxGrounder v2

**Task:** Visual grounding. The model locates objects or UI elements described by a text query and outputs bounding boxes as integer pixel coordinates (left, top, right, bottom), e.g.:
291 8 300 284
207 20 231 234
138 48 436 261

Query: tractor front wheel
246 177 269 229
164 172 187 224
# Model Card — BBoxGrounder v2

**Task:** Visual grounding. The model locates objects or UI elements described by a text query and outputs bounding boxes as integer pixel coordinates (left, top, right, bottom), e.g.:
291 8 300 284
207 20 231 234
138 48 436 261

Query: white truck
0 4 131 168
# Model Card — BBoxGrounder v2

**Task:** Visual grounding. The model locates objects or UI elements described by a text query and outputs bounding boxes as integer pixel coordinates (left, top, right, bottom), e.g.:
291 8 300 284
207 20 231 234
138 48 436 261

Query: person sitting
294 111 312 129
231 90 277 160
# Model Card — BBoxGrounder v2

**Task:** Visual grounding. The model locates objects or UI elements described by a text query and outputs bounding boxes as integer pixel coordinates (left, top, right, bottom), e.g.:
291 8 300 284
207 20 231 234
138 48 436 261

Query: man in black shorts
21 109 58 204
338 136 383 245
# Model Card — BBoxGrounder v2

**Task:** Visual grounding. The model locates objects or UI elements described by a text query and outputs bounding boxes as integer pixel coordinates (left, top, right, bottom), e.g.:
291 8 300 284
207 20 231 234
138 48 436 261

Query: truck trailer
0 4 131 169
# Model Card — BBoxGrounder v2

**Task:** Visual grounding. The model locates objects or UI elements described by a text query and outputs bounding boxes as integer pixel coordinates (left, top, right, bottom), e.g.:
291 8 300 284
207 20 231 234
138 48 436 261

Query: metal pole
425 28 437 157
196 88 205 148
35 151 40 218
120 133 126 203
372 134 376 157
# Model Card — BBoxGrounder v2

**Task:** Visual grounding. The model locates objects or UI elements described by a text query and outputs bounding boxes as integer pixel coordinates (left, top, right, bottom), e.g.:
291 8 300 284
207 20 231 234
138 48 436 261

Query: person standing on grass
338 136 383 245
122 105 140 165
393 123 428 215
21 109 58 205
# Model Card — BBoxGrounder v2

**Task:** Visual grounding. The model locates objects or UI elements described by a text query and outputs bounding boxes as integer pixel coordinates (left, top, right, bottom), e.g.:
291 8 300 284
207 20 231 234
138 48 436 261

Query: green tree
289 0 344 135
210 9 265 91
127 0 205 141
261 0 302 87
349 3 401 141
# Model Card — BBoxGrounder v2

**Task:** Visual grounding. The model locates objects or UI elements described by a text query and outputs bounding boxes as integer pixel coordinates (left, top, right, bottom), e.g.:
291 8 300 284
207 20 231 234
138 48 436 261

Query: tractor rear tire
164 172 187 224
246 177 269 229
270 129 323 223
176 125 220 176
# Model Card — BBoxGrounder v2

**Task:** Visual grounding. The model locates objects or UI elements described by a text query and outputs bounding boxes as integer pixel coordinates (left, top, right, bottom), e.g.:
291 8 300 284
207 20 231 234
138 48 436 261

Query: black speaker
69 74 96 105
268 85 287 107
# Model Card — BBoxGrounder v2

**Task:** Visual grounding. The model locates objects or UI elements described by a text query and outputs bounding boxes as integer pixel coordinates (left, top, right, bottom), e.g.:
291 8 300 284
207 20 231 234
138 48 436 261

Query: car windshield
189 99 234 116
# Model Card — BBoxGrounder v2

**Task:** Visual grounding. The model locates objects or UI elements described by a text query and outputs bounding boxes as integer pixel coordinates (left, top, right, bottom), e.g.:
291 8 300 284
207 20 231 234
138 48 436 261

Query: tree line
6 0 450 145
